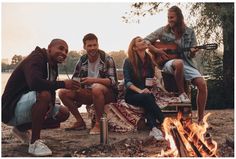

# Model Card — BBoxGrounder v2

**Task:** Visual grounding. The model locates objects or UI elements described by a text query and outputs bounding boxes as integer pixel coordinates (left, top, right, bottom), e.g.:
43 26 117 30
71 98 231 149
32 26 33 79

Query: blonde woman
123 36 165 140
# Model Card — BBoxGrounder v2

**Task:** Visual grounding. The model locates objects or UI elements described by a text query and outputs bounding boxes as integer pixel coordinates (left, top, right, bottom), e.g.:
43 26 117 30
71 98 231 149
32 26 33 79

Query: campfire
158 112 218 157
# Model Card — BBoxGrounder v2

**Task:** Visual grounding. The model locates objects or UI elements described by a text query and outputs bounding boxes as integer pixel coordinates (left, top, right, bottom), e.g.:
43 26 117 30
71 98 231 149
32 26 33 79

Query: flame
158 112 218 157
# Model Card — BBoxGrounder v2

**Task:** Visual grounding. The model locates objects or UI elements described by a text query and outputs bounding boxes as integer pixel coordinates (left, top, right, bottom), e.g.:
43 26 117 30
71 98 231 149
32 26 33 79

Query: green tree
1 62 10 72
123 2 234 107
109 50 127 69
58 50 81 75
191 3 234 106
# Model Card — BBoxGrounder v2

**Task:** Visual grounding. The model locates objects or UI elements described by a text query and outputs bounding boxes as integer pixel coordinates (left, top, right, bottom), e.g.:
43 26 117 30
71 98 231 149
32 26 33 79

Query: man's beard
89 52 98 57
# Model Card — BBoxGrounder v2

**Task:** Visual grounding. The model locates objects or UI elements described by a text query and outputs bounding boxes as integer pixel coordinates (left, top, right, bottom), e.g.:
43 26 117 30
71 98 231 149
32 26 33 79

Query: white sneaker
12 127 30 144
149 127 165 141
179 93 191 103
28 140 52 156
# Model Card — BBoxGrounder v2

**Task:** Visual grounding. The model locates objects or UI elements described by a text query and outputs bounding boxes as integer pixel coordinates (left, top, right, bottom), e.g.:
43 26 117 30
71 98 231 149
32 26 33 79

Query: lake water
1 72 87 112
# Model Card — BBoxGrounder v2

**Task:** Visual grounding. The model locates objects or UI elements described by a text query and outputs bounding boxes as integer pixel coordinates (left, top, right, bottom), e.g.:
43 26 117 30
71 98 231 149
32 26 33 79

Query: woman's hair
166 5 186 39
127 36 155 79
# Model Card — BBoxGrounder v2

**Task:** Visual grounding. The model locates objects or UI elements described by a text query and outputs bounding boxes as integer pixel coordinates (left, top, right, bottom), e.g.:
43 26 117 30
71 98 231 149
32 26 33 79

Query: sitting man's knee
199 80 207 91
195 78 207 91
37 91 52 103
91 83 105 95
173 59 184 69
58 89 67 99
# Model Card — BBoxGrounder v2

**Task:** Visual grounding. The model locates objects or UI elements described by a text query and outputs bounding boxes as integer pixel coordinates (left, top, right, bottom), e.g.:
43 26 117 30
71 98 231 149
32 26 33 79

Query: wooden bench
161 72 192 118
117 69 192 116
87 69 193 132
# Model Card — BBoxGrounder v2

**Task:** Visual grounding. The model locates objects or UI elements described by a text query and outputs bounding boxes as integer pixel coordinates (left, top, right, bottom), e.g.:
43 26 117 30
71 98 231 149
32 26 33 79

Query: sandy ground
1 109 234 157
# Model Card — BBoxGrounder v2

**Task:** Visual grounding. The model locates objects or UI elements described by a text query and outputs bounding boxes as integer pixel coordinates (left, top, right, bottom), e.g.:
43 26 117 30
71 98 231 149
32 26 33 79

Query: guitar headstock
200 43 218 50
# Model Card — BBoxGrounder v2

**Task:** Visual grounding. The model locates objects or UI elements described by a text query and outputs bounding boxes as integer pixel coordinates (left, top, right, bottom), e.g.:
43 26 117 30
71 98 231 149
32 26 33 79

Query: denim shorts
7 91 60 126
162 59 202 81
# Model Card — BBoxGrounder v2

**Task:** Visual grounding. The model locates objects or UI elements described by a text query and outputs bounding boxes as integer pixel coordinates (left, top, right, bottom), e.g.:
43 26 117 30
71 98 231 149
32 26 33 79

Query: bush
191 79 229 110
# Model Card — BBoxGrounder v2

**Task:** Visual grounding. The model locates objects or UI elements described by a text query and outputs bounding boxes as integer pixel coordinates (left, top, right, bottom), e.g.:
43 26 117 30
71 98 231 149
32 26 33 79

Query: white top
88 55 100 78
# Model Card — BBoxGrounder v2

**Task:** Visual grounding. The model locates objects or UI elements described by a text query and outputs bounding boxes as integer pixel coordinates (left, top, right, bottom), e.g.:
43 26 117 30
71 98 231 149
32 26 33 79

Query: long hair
127 36 156 79
166 6 186 39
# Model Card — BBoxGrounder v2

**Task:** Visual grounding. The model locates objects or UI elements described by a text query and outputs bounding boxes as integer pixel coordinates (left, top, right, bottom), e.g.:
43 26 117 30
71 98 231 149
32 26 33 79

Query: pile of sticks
169 120 217 157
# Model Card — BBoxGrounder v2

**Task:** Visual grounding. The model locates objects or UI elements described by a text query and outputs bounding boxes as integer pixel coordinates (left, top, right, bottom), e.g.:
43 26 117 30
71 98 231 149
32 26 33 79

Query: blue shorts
7 91 60 126
162 59 202 81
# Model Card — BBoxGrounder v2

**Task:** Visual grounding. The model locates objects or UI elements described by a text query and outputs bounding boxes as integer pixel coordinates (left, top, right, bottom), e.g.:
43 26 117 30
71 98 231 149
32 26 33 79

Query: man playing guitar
145 5 207 124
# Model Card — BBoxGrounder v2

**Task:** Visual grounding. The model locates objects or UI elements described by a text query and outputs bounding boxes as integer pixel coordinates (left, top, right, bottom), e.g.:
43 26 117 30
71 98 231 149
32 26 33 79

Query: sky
2 2 170 60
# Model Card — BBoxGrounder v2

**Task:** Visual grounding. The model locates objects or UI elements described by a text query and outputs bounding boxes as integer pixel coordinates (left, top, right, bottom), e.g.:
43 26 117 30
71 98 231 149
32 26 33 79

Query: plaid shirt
72 50 118 94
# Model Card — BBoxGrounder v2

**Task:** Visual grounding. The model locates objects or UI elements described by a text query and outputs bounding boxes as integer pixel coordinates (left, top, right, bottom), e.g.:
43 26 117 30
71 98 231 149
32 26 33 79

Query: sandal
65 121 86 131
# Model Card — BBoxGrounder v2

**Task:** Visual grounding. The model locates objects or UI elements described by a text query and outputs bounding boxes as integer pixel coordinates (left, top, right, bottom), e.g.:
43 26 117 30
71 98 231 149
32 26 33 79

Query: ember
158 112 218 157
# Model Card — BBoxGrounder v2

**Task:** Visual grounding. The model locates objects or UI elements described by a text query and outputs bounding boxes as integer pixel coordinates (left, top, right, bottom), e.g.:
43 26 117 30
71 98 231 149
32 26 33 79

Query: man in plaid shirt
59 33 118 134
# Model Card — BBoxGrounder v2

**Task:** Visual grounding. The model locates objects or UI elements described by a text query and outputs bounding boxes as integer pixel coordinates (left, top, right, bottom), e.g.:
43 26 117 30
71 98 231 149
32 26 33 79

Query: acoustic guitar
151 42 218 67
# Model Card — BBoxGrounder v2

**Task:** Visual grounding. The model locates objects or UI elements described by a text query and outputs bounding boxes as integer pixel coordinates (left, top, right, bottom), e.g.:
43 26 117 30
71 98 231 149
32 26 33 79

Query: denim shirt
123 54 154 95
144 26 198 69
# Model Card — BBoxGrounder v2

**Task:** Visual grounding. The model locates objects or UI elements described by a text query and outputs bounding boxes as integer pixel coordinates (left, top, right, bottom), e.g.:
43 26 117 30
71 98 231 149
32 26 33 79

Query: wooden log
183 125 217 157
170 126 189 157
182 132 202 157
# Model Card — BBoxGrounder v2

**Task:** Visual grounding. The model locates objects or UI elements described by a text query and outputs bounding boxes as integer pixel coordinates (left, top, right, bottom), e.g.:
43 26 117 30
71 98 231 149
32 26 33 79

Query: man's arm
144 27 168 56
80 77 111 87
24 60 80 91
144 27 163 44
105 56 117 87
24 61 65 91
189 30 199 58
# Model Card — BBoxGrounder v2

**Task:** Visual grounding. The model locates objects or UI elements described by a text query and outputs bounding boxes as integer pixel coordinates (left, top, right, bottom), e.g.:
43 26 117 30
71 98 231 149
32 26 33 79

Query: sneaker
12 127 30 144
149 127 165 141
28 140 52 156
179 93 191 103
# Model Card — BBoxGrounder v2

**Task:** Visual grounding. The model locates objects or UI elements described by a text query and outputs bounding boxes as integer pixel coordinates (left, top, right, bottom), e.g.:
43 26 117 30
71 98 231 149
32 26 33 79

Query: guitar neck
182 45 204 51
153 42 217 52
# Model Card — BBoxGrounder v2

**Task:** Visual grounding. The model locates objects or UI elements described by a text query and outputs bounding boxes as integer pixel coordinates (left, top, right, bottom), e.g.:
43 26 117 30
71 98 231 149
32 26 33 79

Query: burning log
182 131 202 157
160 113 218 157
183 123 217 157
205 133 216 150
170 125 189 157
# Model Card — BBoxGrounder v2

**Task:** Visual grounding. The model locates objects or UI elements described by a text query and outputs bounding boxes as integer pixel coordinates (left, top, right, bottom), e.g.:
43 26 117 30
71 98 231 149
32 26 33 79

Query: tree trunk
222 5 234 107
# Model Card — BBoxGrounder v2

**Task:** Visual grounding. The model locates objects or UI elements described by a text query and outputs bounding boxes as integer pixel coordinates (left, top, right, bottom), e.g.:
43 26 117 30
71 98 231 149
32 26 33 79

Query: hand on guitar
149 45 169 63
157 49 170 64
151 42 217 66
189 47 199 58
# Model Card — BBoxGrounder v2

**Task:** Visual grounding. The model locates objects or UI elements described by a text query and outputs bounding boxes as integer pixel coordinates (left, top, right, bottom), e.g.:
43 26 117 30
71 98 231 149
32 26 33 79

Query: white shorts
162 59 202 81
7 91 60 126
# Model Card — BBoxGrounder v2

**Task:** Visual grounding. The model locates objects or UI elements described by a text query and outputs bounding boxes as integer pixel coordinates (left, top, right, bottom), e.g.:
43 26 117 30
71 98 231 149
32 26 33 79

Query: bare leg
58 89 82 122
172 59 185 94
58 89 92 124
192 77 208 122
31 91 52 144
92 84 115 123
42 106 70 129
90 84 115 134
